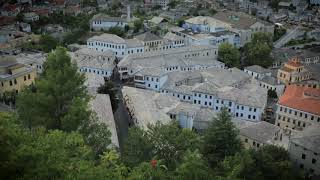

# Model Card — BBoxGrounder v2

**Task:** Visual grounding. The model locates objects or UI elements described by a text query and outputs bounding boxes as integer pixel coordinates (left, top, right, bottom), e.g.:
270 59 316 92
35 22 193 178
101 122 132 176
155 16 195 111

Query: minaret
127 5 131 22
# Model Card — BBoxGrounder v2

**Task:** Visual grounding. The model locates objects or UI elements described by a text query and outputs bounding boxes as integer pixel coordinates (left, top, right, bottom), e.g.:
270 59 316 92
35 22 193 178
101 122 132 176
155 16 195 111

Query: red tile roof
278 85 320 115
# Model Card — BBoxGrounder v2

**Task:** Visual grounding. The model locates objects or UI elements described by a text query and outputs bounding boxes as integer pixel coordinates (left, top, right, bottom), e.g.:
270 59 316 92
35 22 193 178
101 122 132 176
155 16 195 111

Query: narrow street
112 71 131 152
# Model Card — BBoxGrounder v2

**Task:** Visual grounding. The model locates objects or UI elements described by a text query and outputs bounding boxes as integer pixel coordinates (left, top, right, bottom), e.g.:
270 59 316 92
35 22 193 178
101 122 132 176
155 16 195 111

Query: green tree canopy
243 32 274 68
202 108 242 167
133 19 143 33
175 149 213 179
122 127 153 167
218 43 240 67
17 47 88 130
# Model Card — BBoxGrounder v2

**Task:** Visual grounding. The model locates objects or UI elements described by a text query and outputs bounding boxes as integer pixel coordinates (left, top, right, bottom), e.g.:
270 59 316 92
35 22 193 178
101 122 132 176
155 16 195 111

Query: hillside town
0 0 320 179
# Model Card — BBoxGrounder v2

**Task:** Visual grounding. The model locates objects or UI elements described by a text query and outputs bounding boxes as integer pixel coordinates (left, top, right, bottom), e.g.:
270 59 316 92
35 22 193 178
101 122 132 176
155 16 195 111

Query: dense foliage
243 32 274 68
0 47 304 179
218 43 240 68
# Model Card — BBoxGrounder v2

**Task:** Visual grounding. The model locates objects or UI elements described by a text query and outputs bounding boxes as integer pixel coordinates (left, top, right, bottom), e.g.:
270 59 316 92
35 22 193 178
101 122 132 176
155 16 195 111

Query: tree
218 43 240 67
175 150 213 179
270 0 280 11
128 160 171 180
268 89 278 99
243 32 274 68
97 80 118 111
273 27 286 42
0 112 122 179
106 27 125 37
202 108 242 167
0 112 29 180
17 47 89 131
217 151 256 180
39 35 60 53
122 127 153 167
177 19 185 27
75 112 112 157
209 8 217 15
146 122 201 169
133 19 143 33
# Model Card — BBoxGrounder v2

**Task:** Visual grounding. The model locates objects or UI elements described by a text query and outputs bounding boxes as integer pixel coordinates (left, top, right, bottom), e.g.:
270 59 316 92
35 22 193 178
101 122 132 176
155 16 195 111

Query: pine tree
17 47 89 131
202 108 243 167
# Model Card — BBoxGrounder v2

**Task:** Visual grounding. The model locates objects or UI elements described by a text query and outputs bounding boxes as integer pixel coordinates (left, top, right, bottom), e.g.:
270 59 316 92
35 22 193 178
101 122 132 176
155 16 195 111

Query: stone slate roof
239 121 280 144
290 125 320 153
0 56 17 67
244 65 271 74
212 11 272 30
260 76 279 86
91 13 127 22
134 32 162 42
90 94 119 148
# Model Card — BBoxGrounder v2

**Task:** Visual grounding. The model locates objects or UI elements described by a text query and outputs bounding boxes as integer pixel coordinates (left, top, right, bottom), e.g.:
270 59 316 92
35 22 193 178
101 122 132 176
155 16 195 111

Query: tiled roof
134 32 162 42
245 65 271 74
240 121 280 144
278 85 320 115
0 56 17 67
290 125 320 153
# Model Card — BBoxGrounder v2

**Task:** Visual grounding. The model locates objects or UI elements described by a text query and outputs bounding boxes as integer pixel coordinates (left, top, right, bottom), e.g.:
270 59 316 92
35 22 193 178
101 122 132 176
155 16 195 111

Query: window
302 154 306 159
194 100 196 104
155 85 158 88
229 102 232 107
253 115 256 119
312 159 316 164
237 106 239 109
248 115 251 119
289 109 292 114
14 79 17 84
9 80 13 86
216 100 219 103
236 113 238 117
148 84 150 87
254 108 256 112
241 106 244 110
221 100 224 104
257 143 260 148
305 114 308 118
205 95 207 98
24 76 26 81
245 138 248 143
198 100 200 104
300 164 304 169
253 141 256 146
311 116 314 120
249 108 252 111
198 94 201 97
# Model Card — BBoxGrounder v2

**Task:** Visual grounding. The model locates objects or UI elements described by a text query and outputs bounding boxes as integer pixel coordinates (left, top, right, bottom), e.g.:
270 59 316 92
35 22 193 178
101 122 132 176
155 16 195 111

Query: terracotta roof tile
278 85 320 115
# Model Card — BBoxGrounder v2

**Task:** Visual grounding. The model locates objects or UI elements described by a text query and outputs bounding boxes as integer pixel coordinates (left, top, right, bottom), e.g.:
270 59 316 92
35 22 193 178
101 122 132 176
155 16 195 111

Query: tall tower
127 5 131 22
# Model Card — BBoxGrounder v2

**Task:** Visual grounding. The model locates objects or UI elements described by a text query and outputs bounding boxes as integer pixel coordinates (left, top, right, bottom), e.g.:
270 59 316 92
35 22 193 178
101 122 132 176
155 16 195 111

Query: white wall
91 21 128 30
80 67 113 78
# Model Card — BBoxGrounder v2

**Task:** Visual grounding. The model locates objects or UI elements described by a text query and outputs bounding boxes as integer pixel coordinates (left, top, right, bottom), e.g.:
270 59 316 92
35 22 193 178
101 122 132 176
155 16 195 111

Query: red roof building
276 85 320 130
